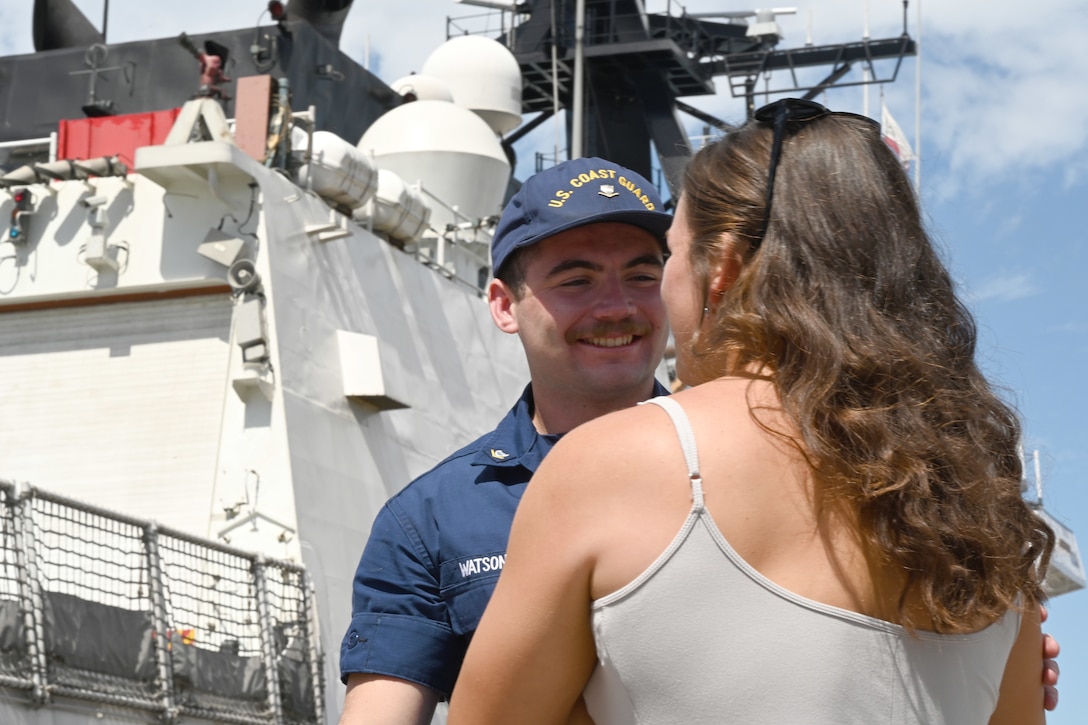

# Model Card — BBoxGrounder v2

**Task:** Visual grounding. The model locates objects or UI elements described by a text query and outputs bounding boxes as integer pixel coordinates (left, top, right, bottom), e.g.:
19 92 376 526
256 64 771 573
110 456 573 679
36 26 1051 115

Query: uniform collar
472 384 555 473
471 380 670 473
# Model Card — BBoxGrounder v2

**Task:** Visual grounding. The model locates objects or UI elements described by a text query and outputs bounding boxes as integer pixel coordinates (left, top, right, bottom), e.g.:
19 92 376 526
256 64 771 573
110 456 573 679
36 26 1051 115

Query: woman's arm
989 603 1045 725
448 437 601 725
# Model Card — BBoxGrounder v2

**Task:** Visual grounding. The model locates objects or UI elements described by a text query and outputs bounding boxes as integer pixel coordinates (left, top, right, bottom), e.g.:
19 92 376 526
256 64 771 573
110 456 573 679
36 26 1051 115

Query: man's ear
488 278 519 334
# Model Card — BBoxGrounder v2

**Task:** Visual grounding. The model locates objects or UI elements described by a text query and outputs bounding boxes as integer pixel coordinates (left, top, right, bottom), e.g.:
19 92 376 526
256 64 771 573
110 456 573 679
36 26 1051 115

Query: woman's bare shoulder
535 380 773 506
552 396 682 458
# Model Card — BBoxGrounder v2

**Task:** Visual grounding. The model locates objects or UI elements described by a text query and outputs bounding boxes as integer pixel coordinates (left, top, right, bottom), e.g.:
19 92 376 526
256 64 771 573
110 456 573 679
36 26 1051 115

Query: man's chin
579 368 658 399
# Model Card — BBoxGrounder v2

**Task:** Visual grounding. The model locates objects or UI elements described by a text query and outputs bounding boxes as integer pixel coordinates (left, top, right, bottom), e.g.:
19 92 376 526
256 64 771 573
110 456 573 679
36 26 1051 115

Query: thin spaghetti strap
640 396 705 509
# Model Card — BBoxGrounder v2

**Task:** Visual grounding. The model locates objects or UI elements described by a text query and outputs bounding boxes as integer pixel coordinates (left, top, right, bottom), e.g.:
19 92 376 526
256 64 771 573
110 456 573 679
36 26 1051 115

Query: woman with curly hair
449 99 1054 724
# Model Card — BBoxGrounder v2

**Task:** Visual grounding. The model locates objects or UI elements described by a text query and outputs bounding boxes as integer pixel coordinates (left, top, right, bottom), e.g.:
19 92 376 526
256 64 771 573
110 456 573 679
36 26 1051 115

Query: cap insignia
598 184 619 198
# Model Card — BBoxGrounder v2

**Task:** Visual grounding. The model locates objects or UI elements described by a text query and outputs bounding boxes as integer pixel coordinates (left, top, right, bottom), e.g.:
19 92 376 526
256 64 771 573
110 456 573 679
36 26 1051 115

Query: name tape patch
457 554 506 579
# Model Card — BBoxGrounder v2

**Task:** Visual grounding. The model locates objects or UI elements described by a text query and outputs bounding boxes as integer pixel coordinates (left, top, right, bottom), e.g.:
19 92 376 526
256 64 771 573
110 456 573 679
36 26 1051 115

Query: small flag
880 98 914 172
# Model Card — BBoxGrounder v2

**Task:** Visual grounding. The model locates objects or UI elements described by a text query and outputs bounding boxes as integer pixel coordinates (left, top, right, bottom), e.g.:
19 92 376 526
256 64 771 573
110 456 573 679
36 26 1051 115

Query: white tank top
583 396 1020 725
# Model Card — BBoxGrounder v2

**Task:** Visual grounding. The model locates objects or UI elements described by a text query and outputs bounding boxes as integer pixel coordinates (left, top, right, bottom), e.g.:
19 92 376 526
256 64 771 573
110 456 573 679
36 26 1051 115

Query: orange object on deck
57 108 182 168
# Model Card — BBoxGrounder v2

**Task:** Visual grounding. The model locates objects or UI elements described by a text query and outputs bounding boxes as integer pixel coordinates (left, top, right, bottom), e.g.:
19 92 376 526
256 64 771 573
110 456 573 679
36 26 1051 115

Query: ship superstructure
1 2 532 722
0 2 1079 724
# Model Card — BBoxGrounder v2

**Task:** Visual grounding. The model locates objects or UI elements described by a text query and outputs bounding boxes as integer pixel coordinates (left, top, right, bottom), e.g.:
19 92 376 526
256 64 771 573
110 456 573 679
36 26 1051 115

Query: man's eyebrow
544 259 602 278
627 253 665 269
544 253 664 279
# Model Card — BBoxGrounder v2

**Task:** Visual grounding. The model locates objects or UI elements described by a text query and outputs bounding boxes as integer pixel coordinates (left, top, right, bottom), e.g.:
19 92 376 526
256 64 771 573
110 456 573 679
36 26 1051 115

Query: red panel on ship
57 109 181 167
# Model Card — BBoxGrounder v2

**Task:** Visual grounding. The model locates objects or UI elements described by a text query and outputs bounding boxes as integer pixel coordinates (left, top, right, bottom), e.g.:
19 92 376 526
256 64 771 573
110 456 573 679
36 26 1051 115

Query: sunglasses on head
751 98 881 249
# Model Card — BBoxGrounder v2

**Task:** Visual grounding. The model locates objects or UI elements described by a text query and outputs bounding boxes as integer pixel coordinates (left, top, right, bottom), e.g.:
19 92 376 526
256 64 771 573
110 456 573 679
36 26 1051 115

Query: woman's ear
488 278 520 334
709 238 745 300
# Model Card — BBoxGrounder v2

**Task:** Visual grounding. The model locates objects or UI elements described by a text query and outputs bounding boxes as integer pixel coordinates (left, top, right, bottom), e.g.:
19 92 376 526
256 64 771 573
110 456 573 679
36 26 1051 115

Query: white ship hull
0 127 528 723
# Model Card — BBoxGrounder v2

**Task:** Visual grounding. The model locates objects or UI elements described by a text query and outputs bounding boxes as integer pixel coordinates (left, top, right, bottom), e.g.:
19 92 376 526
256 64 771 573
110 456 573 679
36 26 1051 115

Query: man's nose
594 275 636 319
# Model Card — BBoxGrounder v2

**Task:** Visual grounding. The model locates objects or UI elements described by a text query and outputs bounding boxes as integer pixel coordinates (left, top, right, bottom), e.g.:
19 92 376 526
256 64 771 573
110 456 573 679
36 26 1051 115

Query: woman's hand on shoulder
988 603 1045 725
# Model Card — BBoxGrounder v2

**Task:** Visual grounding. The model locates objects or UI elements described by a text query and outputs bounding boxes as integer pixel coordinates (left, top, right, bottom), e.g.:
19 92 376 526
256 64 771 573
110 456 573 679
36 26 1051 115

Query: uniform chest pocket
440 553 506 635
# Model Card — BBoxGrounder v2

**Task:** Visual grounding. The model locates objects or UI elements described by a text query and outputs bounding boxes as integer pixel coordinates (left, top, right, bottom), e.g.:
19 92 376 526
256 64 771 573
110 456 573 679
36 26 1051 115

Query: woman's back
582 391 1019 725
584 378 915 621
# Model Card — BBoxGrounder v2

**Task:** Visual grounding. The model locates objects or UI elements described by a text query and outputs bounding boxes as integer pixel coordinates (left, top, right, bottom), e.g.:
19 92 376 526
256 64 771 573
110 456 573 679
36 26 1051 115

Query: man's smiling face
500 222 668 409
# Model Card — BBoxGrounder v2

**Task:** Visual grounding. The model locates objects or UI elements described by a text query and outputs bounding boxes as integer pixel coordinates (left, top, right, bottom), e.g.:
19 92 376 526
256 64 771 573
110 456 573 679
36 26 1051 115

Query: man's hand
1041 604 1060 711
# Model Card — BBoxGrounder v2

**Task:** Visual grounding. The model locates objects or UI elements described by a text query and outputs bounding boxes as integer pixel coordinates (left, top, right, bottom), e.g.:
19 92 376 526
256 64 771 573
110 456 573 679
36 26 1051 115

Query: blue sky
2 0 1085 718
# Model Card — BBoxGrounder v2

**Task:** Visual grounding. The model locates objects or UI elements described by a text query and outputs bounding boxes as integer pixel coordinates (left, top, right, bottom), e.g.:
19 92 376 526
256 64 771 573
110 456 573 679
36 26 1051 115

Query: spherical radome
420 35 522 135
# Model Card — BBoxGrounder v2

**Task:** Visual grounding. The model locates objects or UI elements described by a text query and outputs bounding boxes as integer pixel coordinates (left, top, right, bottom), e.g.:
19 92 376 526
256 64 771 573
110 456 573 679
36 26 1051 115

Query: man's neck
529 381 657 435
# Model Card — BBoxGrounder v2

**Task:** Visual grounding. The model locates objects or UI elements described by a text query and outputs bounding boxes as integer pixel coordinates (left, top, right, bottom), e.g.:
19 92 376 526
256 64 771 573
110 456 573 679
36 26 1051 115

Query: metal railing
0 480 324 725
446 1 718 55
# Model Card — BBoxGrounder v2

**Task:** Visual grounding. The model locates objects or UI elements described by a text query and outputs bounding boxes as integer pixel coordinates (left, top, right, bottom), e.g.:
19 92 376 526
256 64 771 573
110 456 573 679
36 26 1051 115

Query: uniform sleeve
339 498 466 696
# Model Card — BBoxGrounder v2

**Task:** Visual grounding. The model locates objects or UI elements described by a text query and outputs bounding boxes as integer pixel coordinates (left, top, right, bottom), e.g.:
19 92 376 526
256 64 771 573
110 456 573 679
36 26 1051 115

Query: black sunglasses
751 98 880 249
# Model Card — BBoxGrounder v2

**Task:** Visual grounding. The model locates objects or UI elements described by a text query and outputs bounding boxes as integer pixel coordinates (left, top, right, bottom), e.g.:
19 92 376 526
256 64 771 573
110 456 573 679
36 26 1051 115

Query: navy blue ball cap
491 157 673 275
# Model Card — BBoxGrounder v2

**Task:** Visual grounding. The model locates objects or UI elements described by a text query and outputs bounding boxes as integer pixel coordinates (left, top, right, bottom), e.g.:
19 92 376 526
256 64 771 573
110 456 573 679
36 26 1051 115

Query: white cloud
1063 158 1088 188
969 272 1038 302
654 1 1088 196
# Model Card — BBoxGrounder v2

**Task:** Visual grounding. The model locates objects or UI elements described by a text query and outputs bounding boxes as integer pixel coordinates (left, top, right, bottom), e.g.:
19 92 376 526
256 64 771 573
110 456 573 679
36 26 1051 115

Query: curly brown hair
681 110 1053 633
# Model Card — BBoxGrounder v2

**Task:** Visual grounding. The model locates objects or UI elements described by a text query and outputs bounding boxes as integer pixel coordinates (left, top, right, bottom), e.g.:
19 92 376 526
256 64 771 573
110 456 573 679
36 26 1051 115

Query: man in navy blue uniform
338 157 674 723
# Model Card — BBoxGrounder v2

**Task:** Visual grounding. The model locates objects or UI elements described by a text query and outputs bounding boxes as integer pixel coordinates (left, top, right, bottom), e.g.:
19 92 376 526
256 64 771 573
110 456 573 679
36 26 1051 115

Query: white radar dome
358 100 511 234
420 35 523 136
389 73 455 103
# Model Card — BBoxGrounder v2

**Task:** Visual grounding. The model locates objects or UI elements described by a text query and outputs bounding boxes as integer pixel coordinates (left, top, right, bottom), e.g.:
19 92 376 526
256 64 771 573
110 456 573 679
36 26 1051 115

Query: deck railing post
144 523 179 723
254 556 286 725
12 484 49 705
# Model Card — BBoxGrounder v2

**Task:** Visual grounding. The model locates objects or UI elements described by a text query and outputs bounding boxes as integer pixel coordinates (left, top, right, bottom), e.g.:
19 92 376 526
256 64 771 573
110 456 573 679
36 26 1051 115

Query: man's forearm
340 673 440 725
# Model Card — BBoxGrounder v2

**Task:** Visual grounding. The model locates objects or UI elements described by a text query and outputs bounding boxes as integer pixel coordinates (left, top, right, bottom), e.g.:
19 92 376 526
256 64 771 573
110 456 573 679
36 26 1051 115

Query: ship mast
454 0 916 196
